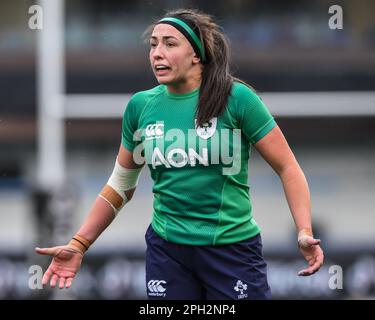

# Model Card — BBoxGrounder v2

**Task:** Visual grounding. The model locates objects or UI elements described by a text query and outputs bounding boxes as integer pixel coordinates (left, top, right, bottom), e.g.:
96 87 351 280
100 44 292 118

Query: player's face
149 24 201 90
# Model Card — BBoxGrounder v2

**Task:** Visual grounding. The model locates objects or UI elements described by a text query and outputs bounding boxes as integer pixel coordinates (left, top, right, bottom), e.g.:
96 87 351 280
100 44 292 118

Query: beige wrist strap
68 234 91 254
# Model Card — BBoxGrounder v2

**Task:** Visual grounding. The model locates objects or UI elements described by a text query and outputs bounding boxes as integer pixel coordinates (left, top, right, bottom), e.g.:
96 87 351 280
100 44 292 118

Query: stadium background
0 0 374 299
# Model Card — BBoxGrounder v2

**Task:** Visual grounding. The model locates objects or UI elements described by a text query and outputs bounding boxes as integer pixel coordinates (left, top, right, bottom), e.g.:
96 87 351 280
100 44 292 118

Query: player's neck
167 75 201 95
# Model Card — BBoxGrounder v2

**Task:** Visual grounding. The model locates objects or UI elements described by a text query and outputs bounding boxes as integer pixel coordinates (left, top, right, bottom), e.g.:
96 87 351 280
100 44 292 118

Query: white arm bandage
99 159 143 216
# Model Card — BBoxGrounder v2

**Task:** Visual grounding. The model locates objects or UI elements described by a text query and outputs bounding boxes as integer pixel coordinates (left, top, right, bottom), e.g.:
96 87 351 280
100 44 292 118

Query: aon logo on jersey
151 147 208 169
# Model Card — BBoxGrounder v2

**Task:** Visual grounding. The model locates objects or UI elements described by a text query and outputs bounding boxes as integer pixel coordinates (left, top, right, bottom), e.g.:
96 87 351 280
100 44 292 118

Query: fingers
59 277 66 289
51 276 73 289
298 263 319 276
298 251 324 276
308 238 321 246
299 237 321 248
42 268 53 286
65 278 74 289
35 247 58 256
43 269 73 289
50 274 59 288
298 263 317 276
298 269 312 276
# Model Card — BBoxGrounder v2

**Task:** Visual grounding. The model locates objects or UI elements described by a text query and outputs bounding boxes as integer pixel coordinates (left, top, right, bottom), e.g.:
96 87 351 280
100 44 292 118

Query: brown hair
143 8 254 127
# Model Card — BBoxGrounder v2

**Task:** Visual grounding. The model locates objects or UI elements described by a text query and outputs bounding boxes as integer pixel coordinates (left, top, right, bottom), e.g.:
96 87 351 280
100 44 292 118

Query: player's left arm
254 125 324 276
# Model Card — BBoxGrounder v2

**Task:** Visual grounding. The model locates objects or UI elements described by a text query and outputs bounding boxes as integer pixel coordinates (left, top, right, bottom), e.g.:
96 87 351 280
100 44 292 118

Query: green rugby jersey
121 81 276 245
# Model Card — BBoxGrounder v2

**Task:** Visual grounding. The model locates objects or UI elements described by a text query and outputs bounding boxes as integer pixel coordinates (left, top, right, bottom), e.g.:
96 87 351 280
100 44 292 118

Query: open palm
35 246 84 289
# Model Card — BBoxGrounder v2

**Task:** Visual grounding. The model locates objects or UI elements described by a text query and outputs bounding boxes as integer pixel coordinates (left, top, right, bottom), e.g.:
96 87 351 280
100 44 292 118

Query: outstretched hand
298 236 324 276
35 246 84 289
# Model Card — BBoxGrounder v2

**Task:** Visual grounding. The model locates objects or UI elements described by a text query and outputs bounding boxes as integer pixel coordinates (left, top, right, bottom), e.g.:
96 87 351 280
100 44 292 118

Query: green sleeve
235 84 276 144
121 95 140 152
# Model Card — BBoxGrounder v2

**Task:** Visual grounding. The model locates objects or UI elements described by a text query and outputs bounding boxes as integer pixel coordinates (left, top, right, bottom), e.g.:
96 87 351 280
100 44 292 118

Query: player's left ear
192 54 201 64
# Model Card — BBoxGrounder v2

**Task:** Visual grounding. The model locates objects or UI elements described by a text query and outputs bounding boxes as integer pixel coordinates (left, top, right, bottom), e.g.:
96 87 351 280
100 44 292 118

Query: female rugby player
36 8 324 299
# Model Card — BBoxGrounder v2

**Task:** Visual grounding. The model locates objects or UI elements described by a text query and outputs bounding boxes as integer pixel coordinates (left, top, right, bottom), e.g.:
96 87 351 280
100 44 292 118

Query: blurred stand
32 183 79 250
30 182 79 299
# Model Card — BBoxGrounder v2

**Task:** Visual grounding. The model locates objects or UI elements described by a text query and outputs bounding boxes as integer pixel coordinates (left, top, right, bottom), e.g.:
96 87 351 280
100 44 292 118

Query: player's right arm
35 145 143 289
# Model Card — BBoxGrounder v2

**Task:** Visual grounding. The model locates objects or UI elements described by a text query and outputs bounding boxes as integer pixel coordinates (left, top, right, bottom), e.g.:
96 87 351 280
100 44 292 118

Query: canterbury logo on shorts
147 279 167 297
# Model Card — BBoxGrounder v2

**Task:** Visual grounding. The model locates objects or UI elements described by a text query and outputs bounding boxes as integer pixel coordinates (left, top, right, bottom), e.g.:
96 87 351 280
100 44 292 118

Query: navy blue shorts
145 224 271 300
